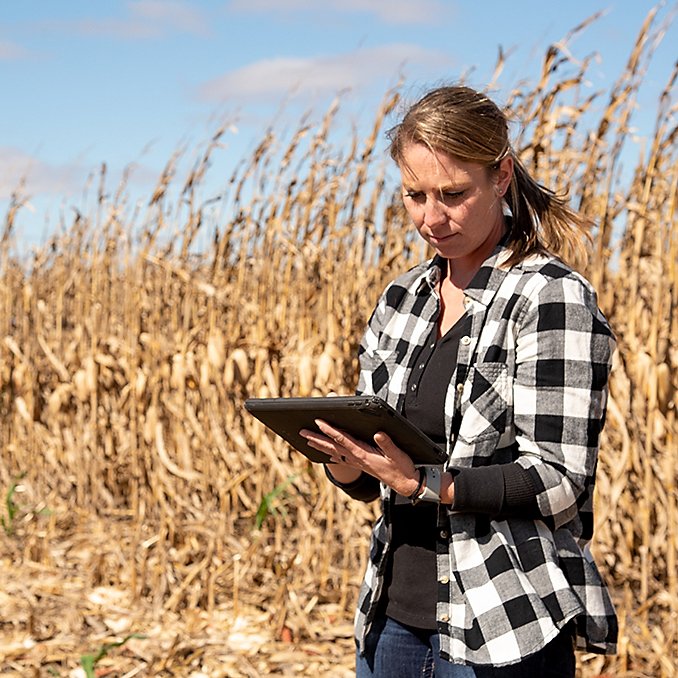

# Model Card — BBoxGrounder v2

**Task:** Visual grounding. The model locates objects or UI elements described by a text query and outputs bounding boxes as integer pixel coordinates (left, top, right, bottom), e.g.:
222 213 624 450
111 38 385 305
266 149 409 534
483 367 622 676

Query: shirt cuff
451 463 539 518
452 465 505 516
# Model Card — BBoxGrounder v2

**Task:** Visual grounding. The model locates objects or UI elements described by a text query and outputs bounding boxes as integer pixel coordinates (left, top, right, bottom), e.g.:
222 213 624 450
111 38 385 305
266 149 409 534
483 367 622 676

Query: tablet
244 395 447 465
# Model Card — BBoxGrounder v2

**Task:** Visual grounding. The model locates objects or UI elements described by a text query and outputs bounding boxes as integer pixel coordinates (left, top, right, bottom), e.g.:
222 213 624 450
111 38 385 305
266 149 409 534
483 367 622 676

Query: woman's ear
495 156 514 196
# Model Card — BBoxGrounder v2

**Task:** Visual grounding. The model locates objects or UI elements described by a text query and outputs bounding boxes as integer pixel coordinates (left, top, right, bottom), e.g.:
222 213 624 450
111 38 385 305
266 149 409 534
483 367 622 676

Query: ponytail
503 153 592 270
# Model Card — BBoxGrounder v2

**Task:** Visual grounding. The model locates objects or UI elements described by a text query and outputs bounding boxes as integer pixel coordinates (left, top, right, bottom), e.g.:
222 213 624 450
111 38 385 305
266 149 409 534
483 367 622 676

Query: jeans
355 615 576 677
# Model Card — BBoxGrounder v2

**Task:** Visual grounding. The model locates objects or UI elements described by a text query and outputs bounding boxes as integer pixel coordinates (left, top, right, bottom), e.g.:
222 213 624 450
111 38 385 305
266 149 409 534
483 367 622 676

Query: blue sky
1 1 675 249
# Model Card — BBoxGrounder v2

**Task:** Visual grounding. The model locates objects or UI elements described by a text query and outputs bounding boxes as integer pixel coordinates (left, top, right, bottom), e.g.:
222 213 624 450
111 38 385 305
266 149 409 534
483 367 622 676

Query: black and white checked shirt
352 244 618 666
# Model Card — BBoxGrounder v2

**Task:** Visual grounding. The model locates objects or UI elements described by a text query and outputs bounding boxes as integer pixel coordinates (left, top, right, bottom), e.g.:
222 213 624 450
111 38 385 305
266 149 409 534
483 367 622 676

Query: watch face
416 466 442 503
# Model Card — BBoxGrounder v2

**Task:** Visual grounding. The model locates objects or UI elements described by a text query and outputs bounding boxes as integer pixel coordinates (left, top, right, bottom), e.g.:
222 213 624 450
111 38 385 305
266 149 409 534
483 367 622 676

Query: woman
300 86 618 676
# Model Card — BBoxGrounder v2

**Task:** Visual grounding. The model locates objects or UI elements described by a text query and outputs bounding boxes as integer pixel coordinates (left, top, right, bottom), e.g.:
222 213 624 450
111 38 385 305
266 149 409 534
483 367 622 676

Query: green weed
1 472 27 536
80 633 146 677
255 475 297 530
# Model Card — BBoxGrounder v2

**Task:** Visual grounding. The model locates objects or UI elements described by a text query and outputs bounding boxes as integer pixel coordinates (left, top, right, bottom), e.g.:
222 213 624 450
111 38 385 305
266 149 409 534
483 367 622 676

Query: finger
300 428 328 440
300 428 336 453
373 431 393 451
300 426 342 446
304 434 336 452
315 419 350 446
315 420 374 453
373 432 411 462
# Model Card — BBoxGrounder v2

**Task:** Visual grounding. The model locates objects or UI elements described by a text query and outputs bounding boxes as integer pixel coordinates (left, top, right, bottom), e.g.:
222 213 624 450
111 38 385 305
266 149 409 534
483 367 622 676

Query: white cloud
0 148 164 208
197 44 450 102
227 0 452 24
0 148 87 201
37 0 210 40
0 40 30 60
127 0 209 35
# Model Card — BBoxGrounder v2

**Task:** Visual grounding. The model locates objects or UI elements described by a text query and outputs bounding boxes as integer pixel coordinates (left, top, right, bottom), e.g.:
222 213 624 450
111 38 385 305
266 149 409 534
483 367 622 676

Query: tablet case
244 395 447 465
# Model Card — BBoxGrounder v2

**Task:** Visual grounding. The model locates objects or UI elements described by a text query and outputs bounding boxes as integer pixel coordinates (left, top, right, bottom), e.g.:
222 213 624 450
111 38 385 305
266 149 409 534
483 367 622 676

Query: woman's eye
403 190 464 203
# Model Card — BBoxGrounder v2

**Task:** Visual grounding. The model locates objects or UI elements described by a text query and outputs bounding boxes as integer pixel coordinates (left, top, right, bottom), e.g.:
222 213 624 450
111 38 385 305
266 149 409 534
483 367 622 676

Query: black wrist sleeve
451 463 540 519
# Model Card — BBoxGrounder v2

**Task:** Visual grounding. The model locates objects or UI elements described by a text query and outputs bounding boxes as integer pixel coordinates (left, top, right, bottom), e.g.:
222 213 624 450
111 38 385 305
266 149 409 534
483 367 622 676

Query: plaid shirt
353 244 618 667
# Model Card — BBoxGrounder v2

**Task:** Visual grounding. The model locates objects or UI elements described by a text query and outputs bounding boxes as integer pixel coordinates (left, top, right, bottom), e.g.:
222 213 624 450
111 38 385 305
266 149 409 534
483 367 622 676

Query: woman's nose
423 197 446 227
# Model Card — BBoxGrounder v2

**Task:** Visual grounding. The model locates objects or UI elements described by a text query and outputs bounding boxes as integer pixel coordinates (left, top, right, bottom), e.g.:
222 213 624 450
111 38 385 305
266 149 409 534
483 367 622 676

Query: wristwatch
411 466 442 504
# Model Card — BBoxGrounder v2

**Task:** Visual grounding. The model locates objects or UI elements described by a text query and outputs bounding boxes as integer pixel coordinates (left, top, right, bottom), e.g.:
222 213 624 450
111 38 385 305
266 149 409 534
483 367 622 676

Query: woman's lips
429 232 456 244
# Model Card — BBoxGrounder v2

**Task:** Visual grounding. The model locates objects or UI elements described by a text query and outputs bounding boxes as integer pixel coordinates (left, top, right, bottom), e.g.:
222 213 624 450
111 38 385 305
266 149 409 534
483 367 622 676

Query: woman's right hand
300 419 422 498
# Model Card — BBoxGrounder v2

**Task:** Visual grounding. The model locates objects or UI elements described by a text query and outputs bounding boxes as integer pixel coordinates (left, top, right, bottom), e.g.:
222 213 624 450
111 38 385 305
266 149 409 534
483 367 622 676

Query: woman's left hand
299 419 422 498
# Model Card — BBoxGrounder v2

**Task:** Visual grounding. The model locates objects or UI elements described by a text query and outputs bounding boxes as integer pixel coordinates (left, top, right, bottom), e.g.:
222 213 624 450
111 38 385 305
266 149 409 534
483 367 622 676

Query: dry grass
1 9 676 677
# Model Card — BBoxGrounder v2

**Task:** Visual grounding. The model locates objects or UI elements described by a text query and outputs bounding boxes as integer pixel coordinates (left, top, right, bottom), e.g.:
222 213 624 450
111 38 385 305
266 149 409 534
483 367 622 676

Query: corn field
1 10 676 678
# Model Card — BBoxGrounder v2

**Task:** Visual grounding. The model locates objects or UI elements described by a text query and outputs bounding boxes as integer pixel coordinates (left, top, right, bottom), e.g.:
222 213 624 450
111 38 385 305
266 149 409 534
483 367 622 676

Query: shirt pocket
457 362 511 444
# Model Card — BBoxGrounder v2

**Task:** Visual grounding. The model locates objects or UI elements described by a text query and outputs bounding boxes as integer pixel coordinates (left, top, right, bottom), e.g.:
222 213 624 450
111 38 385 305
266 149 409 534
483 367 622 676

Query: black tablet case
244 395 446 465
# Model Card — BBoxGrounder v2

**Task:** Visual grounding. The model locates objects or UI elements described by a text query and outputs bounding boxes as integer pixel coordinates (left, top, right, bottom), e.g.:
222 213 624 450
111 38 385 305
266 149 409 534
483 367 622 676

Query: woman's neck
446 218 507 288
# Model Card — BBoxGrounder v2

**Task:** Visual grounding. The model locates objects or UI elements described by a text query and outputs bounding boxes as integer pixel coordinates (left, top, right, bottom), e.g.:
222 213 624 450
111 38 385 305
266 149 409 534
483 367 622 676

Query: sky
1 1 676 251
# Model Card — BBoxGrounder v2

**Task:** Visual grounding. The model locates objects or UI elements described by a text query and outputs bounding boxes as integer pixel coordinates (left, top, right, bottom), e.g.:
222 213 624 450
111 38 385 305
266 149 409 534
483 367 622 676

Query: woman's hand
299 419 422 498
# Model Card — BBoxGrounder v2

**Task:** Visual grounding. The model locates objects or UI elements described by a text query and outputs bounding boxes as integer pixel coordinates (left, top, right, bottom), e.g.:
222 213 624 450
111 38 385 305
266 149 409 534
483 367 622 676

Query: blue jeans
355 615 576 677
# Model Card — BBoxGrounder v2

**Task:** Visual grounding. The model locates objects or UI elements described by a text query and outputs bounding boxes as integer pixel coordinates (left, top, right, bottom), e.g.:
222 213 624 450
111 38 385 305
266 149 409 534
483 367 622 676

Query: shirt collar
415 255 446 295
414 242 512 300
465 240 514 303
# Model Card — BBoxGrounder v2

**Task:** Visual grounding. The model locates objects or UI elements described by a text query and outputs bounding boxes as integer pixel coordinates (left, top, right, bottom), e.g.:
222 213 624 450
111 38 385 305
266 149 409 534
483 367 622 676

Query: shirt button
439 576 449 585
463 296 471 308
411 384 417 391
460 335 471 346
439 529 449 539
456 383 464 393
440 613 450 622
430 343 435 349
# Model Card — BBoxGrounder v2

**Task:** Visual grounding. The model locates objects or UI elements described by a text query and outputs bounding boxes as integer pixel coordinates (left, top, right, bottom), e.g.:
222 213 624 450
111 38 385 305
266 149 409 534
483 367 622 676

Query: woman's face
399 143 512 267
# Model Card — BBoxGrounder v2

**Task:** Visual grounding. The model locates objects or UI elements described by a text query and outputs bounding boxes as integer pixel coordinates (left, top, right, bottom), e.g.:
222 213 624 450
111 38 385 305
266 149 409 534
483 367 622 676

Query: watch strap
405 467 426 501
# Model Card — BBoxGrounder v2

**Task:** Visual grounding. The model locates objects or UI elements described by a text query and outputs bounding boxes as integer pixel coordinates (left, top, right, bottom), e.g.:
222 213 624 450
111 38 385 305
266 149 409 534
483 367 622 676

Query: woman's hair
387 85 591 268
